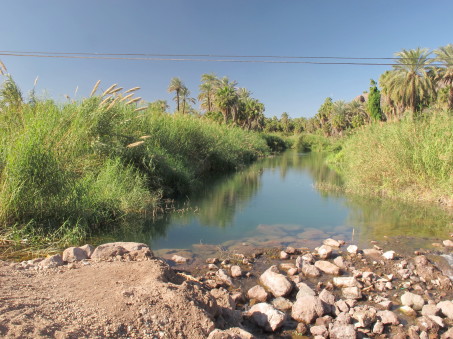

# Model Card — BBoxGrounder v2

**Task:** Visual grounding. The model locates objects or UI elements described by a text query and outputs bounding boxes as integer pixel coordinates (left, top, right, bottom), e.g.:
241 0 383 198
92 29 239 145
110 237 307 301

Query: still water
111 151 452 256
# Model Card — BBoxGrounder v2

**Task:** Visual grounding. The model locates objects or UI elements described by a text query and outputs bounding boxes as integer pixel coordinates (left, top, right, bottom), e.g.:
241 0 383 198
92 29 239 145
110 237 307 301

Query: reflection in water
101 151 452 253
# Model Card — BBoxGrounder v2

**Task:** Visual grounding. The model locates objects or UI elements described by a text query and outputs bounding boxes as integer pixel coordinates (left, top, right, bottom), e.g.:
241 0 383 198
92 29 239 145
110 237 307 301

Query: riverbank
1 238 452 338
0 89 290 257
297 112 453 207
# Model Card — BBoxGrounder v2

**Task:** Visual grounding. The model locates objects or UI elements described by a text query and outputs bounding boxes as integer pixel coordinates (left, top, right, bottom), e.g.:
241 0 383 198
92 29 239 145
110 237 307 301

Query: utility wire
0 51 450 66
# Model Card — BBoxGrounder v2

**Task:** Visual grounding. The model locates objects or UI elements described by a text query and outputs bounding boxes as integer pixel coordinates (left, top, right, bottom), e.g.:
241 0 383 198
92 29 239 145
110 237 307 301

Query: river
107 151 452 258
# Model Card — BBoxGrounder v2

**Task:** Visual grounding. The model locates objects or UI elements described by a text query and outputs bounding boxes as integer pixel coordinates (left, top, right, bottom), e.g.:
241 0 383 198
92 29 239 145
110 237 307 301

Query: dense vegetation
0 72 283 254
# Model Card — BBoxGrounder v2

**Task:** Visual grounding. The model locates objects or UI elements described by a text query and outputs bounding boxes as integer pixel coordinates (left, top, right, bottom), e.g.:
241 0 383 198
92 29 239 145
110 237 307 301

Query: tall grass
0 81 270 255
330 112 453 204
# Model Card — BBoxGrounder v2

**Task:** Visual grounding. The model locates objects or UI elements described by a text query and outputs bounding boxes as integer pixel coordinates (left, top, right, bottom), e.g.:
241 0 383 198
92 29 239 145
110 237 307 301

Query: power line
0 51 450 66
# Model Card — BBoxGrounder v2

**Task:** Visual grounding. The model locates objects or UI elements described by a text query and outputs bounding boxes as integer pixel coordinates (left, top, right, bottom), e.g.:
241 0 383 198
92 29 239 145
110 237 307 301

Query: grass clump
331 112 453 203
0 79 270 256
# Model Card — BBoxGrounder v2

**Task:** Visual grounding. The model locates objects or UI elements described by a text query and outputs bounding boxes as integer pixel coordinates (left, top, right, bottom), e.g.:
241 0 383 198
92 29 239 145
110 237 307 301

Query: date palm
167 77 184 113
198 73 219 112
180 86 196 114
383 48 435 114
215 85 238 124
434 44 453 109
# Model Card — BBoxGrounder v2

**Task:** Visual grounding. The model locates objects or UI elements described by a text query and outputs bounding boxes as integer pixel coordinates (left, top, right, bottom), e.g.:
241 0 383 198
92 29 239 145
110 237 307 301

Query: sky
1 1 452 118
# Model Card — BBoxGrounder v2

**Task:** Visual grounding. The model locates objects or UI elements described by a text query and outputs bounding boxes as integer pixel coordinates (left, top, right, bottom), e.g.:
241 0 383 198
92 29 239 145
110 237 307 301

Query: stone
382 250 395 260
317 245 333 259
333 256 346 269
287 267 298 276
280 251 289 260
208 264 218 270
428 315 445 328
247 303 286 331
333 277 358 288
319 289 335 314
314 260 340 275
91 244 129 260
310 325 328 337
291 295 325 324
347 245 358 254
400 306 417 317
341 287 362 300
413 255 438 281
259 266 292 298
421 304 440 317
285 246 296 254
302 264 321 277
323 238 341 247
247 285 268 302
296 322 308 335
377 310 399 325
362 248 381 257
79 244 95 258
401 291 425 310
271 297 293 311
39 254 64 268
171 255 190 263
230 265 242 278
295 282 316 299
206 258 219 264
279 263 296 271
334 312 352 325
126 248 153 261
373 320 384 334
443 239 453 247
335 300 350 313
62 247 88 262
329 324 356 339
417 315 440 333
208 328 254 339
437 300 453 319
352 306 377 328
441 328 453 339
216 269 233 286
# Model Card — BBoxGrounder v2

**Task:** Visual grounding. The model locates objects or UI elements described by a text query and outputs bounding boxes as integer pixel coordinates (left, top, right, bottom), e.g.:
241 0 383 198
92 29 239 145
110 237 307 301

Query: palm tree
434 44 453 110
167 77 184 113
198 73 219 113
215 85 238 124
382 48 435 114
180 86 196 114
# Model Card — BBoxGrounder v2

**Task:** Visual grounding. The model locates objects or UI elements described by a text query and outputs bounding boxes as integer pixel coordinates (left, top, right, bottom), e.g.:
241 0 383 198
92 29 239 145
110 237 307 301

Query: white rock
291 295 325 324
443 239 453 247
347 245 358 254
271 297 293 311
62 247 89 262
216 269 233 286
280 251 289 260
401 291 425 310
247 285 268 302
317 245 333 259
247 303 286 331
382 250 395 260
437 300 453 319
341 287 362 300
230 265 242 278
377 310 399 325
314 260 340 275
295 282 316 299
399 305 417 317
333 277 358 288
259 266 292 298
323 238 341 247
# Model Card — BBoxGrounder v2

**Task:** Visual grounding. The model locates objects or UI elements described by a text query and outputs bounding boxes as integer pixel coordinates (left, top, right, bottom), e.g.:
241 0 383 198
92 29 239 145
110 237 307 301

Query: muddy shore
1 238 452 338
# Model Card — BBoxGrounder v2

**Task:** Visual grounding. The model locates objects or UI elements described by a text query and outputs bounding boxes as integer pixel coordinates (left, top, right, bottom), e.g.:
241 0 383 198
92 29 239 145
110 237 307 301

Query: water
109 151 452 257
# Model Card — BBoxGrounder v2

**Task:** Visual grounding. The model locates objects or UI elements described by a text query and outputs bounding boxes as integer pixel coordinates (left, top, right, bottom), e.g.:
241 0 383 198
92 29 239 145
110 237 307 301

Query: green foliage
367 80 383 121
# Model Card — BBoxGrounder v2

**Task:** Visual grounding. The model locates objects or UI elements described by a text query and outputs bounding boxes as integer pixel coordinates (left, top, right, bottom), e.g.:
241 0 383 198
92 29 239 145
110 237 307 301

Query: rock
334 312 352 325
341 287 362 300
271 297 293 311
287 267 298 276
247 303 286 331
39 254 64 268
378 300 393 310
373 320 384 334
291 295 325 324
206 258 219 264
401 291 425 310
417 315 440 333
310 325 328 337
441 328 453 339
443 239 453 247
382 250 395 260
208 264 219 270
352 306 377 328
126 248 153 261
230 265 242 278
280 251 290 260
319 289 335 314
247 285 268 302
362 248 381 257
62 247 88 262
413 255 438 281
400 305 417 317
314 261 340 275
208 328 255 339
172 255 190 263
279 263 296 271
259 266 292 298
91 244 129 260
216 269 233 286
333 256 346 269
347 245 358 254
295 282 316 299
329 324 356 339
377 310 399 325
428 315 445 328
335 300 350 313
79 244 95 258
437 300 453 319
421 304 440 317
317 245 333 259
323 238 341 247
296 322 308 335
285 246 296 254
333 277 358 288
302 264 321 277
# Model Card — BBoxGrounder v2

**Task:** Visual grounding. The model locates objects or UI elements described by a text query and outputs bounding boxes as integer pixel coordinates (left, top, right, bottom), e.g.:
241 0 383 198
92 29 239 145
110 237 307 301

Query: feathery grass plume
0 59 7 75
99 96 112 107
74 86 79 97
126 140 145 148
33 76 39 87
126 97 142 105
64 94 70 101
124 86 140 94
120 93 134 102
134 106 148 112
90 80 101 97
139 135 151 140
106 96 121 110
102 84 117 97
108 87 124 94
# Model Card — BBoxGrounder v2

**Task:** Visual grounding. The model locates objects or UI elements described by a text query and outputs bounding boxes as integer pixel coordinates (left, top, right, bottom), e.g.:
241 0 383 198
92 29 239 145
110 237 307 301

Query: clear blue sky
1 0 452 118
